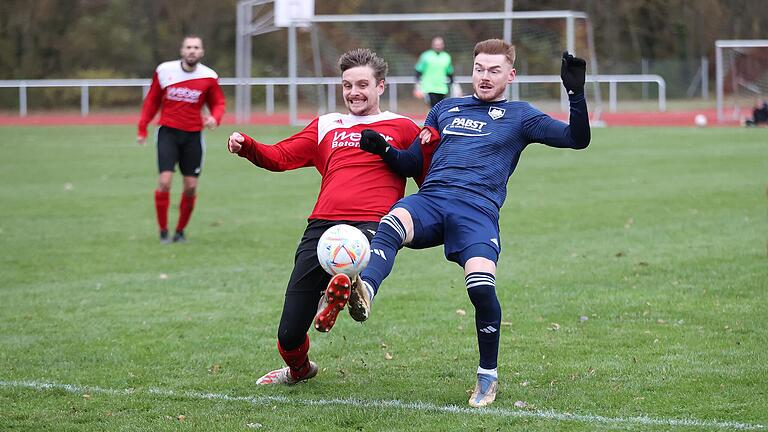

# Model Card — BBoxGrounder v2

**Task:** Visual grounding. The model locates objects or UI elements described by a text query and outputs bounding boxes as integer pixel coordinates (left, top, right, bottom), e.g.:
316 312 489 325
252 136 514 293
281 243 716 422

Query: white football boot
256 361 318 385
469 373 498 407
348 275 371 322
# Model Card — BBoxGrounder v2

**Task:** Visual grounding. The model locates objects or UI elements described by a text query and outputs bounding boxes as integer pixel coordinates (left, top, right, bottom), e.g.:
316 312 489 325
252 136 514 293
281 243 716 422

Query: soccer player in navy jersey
225 49 437 385
138 36 226 244
346 39 590 407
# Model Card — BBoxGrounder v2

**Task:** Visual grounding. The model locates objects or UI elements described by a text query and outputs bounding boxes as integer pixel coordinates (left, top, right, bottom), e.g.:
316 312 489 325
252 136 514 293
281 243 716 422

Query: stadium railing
0 74 665 119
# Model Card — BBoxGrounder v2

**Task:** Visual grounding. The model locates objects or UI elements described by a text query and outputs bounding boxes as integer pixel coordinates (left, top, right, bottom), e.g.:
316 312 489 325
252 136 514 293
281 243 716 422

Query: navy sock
360 214 407 296
466 272 501 370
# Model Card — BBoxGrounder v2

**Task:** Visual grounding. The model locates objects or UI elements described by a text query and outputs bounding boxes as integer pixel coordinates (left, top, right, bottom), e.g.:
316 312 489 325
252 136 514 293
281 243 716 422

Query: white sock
477 367 498 378
363 281 375 302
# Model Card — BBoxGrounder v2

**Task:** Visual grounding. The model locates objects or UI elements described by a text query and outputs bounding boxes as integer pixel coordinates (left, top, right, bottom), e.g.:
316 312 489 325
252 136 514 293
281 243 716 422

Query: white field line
1 379 764 430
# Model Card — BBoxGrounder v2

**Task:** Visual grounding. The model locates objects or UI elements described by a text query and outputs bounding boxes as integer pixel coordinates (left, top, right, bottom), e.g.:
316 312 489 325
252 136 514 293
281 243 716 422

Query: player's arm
413 53 427 98
137 71 162 145
227 120 317 172
522 52 590 149
359 126 439 179
204 79 226 129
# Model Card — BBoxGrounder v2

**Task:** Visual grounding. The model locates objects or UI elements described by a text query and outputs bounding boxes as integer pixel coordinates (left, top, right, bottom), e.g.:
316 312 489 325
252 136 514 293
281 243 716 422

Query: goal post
236 1 601 125
715 39 768 122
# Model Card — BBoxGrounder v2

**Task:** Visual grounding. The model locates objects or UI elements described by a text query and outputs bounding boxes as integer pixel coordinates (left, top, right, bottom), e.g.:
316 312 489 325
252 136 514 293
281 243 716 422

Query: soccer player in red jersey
137 35 226 244
226 48 437 385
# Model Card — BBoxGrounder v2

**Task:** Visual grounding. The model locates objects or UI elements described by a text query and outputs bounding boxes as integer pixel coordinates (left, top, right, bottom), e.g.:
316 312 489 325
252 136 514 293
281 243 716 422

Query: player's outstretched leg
349 213 408 321
469 372 499 407
314 273 351 332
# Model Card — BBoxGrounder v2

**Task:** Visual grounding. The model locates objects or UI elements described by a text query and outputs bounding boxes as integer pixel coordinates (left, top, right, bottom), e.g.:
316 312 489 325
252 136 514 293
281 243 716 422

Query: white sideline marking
1 379 764 430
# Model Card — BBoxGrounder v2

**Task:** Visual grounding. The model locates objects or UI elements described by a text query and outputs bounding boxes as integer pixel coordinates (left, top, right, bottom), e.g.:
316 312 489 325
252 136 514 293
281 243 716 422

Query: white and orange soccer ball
316 224 371 277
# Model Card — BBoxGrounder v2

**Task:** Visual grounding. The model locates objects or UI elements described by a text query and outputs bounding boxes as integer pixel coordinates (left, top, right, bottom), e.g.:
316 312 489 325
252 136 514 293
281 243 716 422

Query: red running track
0 108 742 127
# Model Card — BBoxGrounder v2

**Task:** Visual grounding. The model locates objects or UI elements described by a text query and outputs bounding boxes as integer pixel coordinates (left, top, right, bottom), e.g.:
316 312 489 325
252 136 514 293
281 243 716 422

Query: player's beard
473 82 505 102
183 56 200 69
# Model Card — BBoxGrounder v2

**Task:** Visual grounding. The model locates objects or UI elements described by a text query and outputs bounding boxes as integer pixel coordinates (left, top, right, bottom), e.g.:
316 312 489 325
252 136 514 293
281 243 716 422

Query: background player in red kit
226 48 437 385
138 35 226 243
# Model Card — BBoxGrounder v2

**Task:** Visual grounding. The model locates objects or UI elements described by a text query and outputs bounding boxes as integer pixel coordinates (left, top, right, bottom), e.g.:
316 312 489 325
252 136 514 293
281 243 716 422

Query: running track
0 109 742 127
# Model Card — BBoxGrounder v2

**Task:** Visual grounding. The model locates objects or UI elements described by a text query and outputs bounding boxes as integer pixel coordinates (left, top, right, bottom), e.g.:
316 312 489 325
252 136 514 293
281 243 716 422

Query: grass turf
0 124 766 431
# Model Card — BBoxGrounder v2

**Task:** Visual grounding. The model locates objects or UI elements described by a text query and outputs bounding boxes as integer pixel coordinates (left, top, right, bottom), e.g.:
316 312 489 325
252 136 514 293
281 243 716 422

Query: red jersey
138 60 226 138
237 112 423 222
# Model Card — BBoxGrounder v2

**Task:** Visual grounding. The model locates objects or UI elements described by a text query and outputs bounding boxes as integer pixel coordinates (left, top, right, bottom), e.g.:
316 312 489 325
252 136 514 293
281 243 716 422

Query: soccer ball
316 224 371 277
694 114 708 127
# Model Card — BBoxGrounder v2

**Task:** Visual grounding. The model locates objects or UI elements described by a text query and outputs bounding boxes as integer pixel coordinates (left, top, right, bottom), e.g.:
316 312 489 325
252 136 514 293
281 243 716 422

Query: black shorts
277 219 378 349
156 126 204 176
427 92 447 107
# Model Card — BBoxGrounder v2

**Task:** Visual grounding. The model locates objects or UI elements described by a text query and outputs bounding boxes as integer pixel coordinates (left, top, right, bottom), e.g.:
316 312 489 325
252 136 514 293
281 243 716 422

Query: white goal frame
715 39 768 122
235 1 600 125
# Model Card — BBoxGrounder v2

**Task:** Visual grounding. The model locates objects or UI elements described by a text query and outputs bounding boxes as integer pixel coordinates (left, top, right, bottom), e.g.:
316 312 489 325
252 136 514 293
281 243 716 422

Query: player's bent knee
389 207 414 243
464 256 497 275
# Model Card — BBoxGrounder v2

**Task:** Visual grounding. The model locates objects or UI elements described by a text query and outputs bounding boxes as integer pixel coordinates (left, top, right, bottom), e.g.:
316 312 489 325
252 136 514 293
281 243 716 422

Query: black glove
560 51 586 95
359 129 390 156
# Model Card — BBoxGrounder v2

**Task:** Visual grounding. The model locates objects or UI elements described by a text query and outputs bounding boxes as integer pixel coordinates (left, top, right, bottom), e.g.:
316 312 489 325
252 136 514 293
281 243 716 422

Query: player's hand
137 135 146 146
204 115 218 129
560 51 586 95
359 129 390 156
418 128 433 144
227 132 244 153
412 84 424 100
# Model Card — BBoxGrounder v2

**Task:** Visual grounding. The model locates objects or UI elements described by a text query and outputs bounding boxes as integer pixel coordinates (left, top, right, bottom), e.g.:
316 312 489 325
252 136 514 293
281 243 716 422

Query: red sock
175 193 196 233
154 190 170 231
278 334 311 380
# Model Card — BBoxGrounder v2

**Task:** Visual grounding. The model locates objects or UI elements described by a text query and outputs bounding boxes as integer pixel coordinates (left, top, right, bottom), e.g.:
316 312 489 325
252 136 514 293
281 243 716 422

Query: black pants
427 92 447 108
277 219 378 350
157 126 204 176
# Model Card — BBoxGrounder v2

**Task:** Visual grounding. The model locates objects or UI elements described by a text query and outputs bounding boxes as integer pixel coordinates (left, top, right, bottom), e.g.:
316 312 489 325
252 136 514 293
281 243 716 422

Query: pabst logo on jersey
441 117 490 137
166 86 203 103
331 130 393 149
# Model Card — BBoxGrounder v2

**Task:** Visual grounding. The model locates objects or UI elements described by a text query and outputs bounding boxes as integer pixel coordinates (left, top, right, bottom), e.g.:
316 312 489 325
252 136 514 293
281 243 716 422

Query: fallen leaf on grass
384 352 393 360
624 218 635 229
456 309 466 316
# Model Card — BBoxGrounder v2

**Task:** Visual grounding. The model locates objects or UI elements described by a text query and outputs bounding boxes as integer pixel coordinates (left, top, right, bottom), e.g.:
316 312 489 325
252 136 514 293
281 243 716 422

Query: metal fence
0 74 665 121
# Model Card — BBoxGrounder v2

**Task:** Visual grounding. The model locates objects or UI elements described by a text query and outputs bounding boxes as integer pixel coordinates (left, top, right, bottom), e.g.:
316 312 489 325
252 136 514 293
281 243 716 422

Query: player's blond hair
338 48 388 83
473 39 516 66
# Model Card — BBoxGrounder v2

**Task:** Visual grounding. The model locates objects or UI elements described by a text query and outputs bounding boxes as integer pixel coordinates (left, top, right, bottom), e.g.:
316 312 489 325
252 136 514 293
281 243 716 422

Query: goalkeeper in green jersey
413 36 455 107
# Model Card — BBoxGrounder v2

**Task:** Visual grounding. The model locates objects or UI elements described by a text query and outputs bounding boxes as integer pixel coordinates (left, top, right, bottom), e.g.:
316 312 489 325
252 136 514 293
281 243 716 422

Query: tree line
0 0 764 105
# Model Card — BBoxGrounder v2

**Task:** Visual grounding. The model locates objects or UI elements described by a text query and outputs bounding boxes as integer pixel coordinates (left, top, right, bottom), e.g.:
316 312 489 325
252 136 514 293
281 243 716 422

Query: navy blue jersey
419 94 590 210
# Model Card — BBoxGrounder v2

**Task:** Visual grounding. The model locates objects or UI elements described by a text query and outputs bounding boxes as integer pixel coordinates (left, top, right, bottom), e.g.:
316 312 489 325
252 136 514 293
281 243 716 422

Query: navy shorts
393 191 501 266
156 126 205 176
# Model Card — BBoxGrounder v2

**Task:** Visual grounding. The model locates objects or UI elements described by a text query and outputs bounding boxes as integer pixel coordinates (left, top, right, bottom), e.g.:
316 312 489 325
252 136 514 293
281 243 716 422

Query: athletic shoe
313 274 351 332
256 361 318 385
469 373 498 408
348 275 370 322
172 230 186 243
160 230 171 244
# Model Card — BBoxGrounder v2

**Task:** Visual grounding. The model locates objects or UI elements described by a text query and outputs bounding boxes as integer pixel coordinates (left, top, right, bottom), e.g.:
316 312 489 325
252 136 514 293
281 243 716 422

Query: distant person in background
137 35 226 244
413 36 455 108
745 99 768 127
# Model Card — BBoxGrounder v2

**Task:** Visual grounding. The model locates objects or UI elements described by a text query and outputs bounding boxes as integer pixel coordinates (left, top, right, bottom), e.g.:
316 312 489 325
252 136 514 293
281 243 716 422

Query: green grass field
0 124 766 431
